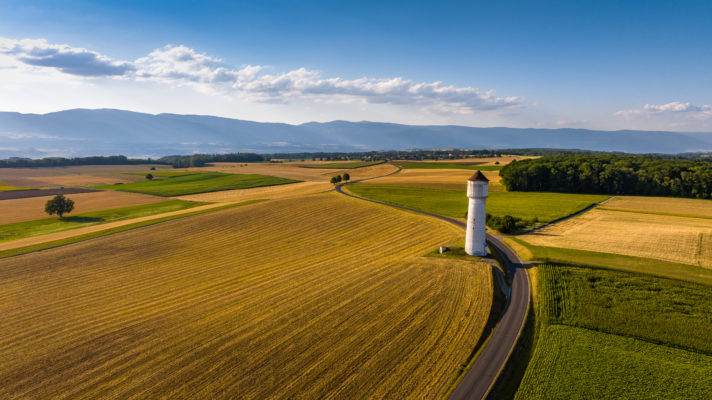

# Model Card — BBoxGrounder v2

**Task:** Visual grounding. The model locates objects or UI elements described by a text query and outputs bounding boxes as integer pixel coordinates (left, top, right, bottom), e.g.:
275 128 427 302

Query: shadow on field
60 216 104 223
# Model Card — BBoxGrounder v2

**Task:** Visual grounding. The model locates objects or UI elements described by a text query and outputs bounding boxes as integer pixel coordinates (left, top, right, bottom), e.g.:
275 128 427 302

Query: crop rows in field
601 195 712 218
521 209 712 266
0 193 492 399
515 324 712 400
515 264 712 399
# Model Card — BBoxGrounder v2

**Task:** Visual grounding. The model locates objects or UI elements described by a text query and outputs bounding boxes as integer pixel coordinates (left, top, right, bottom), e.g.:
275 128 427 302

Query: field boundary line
528 195 614 233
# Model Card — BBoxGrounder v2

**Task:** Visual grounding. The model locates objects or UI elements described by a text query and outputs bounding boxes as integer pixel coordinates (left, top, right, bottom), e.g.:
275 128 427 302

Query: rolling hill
1 108 711 158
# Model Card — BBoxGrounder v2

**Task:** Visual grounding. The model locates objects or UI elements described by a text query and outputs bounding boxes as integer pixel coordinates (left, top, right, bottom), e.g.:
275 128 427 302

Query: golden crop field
0 190 166 225
357 168 502 190
0 165 172 188
197 161 398 182
398 155 533 165
0 193 493 399
520 208 712 267
602 196 712 218
175 180 331 203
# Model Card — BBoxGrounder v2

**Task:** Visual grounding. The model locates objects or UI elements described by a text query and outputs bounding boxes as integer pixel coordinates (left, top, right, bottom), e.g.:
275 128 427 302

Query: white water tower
465 171 488 256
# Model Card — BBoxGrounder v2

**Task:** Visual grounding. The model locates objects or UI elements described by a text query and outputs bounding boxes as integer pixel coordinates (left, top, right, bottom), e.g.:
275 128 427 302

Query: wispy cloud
0 37 522 114
615 102 712 120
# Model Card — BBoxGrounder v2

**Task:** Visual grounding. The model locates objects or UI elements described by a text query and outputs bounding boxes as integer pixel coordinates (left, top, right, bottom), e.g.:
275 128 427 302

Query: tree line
500 155 712 198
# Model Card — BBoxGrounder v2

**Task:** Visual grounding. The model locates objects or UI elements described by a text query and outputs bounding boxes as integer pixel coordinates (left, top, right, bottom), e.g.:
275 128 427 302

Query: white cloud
0 37 522 114
615 102 712 120
0 38 134 77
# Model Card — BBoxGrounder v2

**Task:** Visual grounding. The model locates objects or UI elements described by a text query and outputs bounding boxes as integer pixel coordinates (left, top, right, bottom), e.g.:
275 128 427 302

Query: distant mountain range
1 108 711 158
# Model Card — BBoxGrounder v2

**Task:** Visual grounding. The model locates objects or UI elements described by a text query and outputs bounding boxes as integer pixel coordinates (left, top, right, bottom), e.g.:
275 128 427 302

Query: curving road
335 171 530 400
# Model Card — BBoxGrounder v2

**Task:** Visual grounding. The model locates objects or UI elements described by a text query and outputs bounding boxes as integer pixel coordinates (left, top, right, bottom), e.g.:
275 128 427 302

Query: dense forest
0 153 266 168
500 155 712 198
158 153 265 168
0 155 156 168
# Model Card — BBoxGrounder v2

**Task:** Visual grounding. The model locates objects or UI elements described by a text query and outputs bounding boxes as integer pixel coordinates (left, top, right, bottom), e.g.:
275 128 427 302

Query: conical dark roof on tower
468 170 489 182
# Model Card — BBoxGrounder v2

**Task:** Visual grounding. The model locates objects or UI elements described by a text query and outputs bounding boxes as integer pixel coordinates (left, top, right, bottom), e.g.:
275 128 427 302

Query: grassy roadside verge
0 200 266 260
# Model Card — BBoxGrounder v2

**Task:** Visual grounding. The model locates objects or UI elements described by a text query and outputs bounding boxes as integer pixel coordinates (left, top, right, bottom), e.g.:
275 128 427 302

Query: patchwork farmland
0 193 493 399
2 155 711 400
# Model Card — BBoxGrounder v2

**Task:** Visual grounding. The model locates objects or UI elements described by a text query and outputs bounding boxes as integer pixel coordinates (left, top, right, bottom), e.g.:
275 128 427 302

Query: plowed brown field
0 193 492 399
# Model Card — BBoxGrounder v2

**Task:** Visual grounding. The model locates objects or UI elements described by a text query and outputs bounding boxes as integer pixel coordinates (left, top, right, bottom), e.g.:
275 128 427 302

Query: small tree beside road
342 173 350 182
45 194 75 219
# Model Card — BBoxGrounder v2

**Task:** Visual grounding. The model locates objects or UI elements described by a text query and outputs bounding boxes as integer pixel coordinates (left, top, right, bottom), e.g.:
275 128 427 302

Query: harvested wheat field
521 209 712 267
398 155 532 165
0 193 493 399
0 165 172 188
175 180 331 203
602 196 712 218
0 191 166 225
361 168 502 190
198 161 398 182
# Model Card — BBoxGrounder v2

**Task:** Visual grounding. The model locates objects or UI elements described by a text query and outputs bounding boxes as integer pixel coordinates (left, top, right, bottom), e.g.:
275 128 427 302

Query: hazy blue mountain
1 108 711 158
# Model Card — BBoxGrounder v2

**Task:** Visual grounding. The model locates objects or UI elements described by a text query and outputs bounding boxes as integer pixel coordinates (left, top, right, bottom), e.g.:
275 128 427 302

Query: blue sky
0 0 711 130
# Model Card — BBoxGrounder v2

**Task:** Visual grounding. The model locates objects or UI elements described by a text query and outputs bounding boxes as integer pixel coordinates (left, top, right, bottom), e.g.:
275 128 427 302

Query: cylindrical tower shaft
465 171 489 256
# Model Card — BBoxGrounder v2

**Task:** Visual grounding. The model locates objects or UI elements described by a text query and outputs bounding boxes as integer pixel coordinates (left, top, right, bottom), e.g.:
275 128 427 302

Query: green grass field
126 171 200 178
301 161 385 169
539 265 712 353
347 185 607 223
514 264 712 399
92 172 300 196
516 325 712 400
0 200 203 242
396 162 503 171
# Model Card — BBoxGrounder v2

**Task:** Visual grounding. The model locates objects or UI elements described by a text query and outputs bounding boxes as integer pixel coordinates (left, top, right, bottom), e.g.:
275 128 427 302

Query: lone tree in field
342 173 350 182
45 194 75 219
146 173 154 180
330 176 338 185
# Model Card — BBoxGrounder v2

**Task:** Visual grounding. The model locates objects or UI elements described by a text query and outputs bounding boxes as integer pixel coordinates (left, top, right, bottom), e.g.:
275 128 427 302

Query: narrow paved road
335 178 531 400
